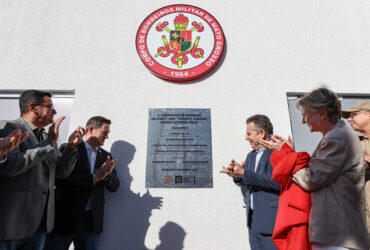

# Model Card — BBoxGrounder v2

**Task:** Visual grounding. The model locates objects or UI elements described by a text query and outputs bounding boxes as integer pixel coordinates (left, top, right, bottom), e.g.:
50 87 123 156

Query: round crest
136 5 225 82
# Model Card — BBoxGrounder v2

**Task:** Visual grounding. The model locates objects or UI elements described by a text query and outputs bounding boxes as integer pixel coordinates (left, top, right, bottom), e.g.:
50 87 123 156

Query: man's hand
47 116 65 145
94 156 117 183
220 160 245 177
0 129 29 159
67 126 86 149
365 151 370 169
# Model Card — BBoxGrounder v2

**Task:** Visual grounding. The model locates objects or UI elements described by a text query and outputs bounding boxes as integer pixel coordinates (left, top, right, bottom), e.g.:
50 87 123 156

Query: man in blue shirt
221 114 280 250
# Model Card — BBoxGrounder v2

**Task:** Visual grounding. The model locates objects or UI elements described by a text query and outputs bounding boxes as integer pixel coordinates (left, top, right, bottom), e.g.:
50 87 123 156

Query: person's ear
28 103 38 114
88 126 95 135
319 108 328 119
259 129 267 139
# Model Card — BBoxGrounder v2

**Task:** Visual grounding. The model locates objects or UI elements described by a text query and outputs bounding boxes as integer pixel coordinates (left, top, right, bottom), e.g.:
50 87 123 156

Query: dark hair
86 116 111 128
19 90 52 114
296 88 341 122
246 114 273 135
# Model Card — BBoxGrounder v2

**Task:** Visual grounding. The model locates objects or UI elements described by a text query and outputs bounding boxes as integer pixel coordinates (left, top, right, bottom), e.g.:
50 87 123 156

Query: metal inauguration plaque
146 109 213 188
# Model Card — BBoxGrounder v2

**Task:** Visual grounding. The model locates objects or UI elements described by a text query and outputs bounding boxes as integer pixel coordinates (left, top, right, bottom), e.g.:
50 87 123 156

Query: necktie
33 128 44 142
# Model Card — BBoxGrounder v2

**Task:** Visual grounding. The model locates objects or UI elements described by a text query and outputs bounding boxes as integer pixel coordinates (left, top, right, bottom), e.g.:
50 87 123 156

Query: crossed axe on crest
155 21 205 68
156 21 204 32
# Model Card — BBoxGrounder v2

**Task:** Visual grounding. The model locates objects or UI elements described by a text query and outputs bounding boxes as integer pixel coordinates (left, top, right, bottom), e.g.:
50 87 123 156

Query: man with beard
0 89 85 250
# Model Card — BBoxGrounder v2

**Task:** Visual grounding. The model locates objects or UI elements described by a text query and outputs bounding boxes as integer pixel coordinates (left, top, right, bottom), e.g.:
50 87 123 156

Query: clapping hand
48 116 65 145
220 160 245 177
258 135 294 151
67 126 86 149
0 129 29 159
94 155 117 183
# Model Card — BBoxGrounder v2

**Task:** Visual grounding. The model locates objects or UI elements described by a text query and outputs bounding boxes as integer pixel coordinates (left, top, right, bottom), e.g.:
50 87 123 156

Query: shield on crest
170 30 192 52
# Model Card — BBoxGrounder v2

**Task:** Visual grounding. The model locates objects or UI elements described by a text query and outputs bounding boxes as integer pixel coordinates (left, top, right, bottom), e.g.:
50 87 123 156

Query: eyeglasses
348 110 368 118
38 104 55 110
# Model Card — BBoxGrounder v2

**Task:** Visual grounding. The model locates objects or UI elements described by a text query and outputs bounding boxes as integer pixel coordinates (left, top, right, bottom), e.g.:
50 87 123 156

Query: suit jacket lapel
245 151 257 196
256 150 269 172
247 151 257 172
15 117 54 167
15 117 39 145
94 148 105 171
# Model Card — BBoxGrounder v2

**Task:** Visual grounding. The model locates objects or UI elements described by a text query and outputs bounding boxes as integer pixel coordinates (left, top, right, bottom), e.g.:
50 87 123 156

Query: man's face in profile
246 122 263 150
35 96 56 127
91 124 110 147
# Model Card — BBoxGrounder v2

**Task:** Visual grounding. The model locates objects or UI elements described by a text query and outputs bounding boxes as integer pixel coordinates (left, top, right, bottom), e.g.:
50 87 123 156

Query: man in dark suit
0 90 85 250
221 114 280 250
44 116 120 250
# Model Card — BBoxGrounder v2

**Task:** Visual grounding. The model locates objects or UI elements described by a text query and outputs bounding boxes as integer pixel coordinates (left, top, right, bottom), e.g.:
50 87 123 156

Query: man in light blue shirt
221 114 280 250
45 116 119 250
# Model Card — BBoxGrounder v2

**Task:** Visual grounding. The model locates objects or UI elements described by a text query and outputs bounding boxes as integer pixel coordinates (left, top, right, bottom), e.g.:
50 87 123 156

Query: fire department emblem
164 176 171 185
136 5 225 82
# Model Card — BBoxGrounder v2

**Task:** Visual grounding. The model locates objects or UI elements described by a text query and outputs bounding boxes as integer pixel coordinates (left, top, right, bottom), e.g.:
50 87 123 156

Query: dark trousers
0 225 46 250
248 209 277 250
44 212 99 250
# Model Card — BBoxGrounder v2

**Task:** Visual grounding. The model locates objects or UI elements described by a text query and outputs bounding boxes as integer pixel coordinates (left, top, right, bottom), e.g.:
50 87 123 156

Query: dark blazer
0 117 77 240
236 150 280 234
53 141 120 235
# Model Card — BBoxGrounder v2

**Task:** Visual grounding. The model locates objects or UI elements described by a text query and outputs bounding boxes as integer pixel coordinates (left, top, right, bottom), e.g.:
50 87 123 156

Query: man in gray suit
0 90 85 250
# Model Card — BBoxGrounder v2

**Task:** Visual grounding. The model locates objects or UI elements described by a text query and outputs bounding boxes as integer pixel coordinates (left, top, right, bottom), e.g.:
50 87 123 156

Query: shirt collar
256 147 265 153
83 139 97 152
21 117 38 131
21 117 44 137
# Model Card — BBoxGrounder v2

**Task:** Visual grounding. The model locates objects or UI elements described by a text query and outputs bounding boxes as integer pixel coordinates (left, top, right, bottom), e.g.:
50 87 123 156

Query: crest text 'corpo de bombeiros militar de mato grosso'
136 5 225 82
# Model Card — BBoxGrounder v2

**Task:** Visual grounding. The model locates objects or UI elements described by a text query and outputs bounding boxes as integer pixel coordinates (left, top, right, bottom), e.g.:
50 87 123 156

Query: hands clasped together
220 160 245 178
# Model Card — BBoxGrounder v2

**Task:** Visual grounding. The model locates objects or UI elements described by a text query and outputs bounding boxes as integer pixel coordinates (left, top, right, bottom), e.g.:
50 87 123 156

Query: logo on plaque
136 5 225 82
164 176 171 184
175 176 183 183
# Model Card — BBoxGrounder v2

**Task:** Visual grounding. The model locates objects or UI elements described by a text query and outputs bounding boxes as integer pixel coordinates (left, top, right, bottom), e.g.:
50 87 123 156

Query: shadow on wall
98 140 163 250
154 221 186 250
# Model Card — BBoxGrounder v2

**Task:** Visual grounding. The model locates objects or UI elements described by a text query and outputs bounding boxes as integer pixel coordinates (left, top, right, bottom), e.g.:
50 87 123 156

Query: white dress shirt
250 148 265 210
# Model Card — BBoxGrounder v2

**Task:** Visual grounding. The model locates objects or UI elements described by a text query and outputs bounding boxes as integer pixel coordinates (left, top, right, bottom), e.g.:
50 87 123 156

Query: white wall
1 1 370 249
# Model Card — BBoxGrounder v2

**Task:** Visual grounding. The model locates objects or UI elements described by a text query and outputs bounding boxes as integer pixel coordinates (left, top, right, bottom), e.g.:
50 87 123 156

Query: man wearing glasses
342 100 370 246
0 90 85 250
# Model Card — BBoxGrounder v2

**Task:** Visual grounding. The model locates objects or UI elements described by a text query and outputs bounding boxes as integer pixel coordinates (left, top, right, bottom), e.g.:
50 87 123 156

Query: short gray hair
86 116 111 128
296 88 341 122
246 114 273 135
